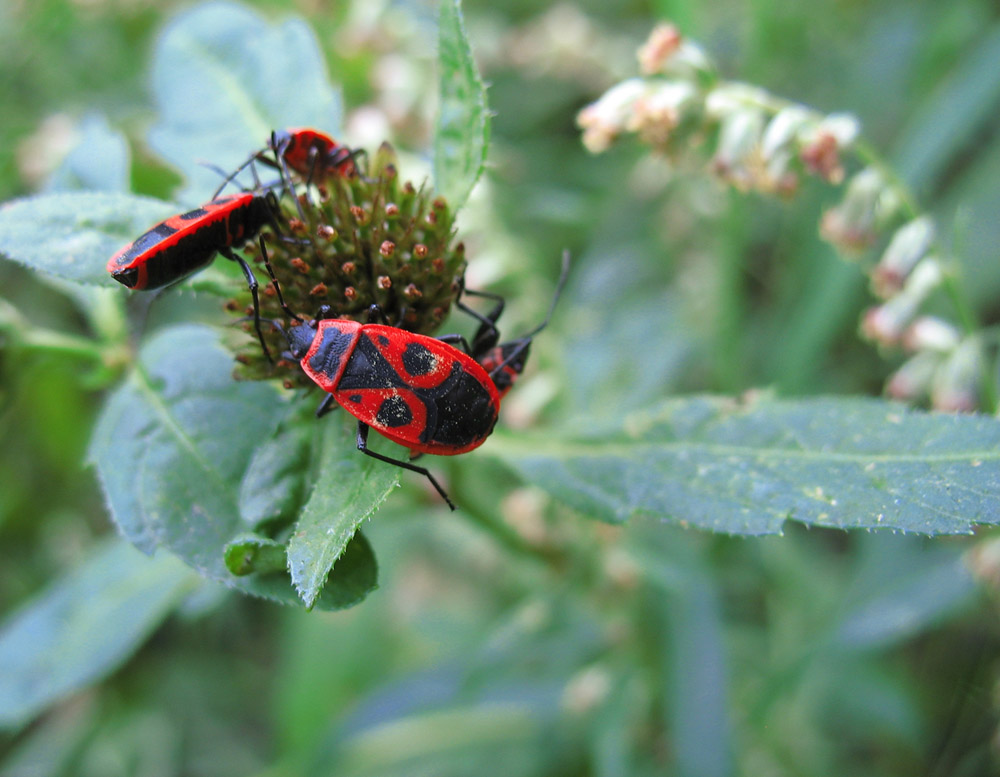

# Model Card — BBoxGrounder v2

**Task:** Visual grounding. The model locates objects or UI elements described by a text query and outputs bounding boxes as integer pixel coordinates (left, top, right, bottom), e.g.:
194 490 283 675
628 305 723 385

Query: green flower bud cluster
229 142 466 386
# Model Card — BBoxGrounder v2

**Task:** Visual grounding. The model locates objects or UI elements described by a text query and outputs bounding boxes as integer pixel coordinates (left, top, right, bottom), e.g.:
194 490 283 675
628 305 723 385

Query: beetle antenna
489 251 571 379
519 249 571 341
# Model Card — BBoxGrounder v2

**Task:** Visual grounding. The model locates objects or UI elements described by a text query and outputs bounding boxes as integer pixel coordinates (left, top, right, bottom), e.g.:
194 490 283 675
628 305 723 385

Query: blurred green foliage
2 0 1000 775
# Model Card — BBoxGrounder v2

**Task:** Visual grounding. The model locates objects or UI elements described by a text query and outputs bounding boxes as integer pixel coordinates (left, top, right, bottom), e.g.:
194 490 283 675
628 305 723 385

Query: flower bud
819 167 891 253
761 106 812 160
885 351 942 402
562 665 613 714
626 80 700 150
966 537 1000 591
901 315 961 353
798 113 859 184
813 113 862 147
577 78 650 153
229 141 466 383
710 108 764 191
860 259 943 346
931 337 982 412
758 106 812 196
870 216 936 298
637 23 683 75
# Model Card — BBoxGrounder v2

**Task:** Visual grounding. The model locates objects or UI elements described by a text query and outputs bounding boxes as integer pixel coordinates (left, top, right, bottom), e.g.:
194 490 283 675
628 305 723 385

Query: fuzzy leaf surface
286 418 397 609
0 193 175 286
148 1 343 202
89 324 376 609
434 0 490 210
0 539 197 730
491 396 1000 534
45 113 130 194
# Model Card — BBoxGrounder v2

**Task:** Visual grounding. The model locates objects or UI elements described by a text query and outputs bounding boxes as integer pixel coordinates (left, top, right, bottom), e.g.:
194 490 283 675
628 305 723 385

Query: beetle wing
333 327 499 455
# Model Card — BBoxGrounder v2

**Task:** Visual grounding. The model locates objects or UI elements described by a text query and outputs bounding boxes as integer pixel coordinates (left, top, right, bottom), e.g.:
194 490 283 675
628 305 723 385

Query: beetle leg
257 233 303 322
334 146 370 182
304 145 322 192
316 394 339 418
221 247 272 364
355 422 455 511
265 154 324 264
435 333 473 354
456 281 505 357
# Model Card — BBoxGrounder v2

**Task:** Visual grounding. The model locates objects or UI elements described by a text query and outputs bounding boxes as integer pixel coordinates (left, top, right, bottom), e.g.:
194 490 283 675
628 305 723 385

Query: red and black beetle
107 190 295 361
271 128 359 183
279 309 500 510
276 252 571 509
215 128 360 200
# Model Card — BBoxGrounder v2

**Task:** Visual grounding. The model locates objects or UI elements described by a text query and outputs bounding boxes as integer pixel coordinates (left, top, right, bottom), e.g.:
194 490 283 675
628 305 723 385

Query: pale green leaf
238 415 311 531
0 192 176 286
287 418 398 609
0 539 196 730
831 535 975 650
45 113 130 194
490 396 1000 534
433 0 490 211
148 1 343 202
89 324 376 609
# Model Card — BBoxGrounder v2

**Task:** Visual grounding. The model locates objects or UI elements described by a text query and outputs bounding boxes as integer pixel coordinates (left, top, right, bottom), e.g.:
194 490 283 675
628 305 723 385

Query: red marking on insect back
286 319 500 457
299 319 363 393
478 344 523 399
107 191 294 363
273 128 357 180
106 193 265 290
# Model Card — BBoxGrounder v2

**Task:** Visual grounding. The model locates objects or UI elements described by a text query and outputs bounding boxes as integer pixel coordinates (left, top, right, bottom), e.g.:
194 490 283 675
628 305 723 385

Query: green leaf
628 525 733 777
45 113 130 194
89 323 378 609
148 1 343 202
0 192 176 286
490 396 1000 534
0 538 197 730
831 534 975 651
286 418 398 609
238 414 312 531
434 0 490 211
328 705 541 777
90 323 283 567
892 22 1000 195
224 533 287 576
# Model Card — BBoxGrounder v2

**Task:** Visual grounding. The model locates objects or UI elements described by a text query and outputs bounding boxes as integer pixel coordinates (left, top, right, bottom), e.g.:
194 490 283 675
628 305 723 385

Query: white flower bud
886 351 942 402
577 78 651 153
902 315 962 353
871 216 936 298
761 106 812 161
711 108 764 190
627 80 700 147
931 337 983 412
820 168 888 253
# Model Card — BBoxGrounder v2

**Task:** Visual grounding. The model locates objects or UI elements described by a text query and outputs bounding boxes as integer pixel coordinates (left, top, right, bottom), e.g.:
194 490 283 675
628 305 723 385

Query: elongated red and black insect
275 252 571 508
213 128 361 202
106 191 293 361
278 308 500 509
272 128 359 183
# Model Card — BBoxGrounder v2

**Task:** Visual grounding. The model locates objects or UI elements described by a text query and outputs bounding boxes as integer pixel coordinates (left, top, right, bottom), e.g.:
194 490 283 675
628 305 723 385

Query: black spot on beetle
402 342 436 376
376 395 413 427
